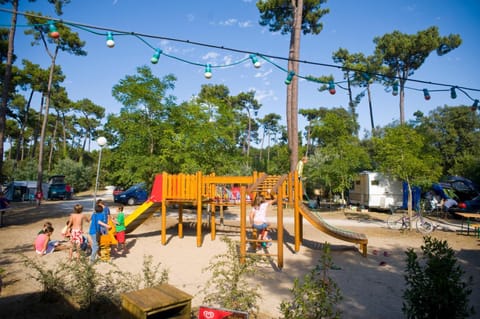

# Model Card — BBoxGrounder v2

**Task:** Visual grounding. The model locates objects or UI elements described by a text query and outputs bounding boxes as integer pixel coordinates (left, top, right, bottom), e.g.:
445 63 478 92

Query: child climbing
249 193 277 249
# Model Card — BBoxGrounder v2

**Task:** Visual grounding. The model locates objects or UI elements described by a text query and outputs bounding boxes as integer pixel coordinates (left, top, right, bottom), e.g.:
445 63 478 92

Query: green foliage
201 236 263 318
139 254 169 288
22 253 169 311
373 125 441 187
403 236 474 319
52 158 93 192
280 243 342 319
414 105 480 185
257 0 330 35
305 108 371 199
21 254 70 302
4 159 37 181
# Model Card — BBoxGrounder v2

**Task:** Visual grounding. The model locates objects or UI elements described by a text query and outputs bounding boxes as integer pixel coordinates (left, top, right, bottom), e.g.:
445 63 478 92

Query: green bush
280 243 342 319
403 236 475 319
22 253 169 312
200 236 263 318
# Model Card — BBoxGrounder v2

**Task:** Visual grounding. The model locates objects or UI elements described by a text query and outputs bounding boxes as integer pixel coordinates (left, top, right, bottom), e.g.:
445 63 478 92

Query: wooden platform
121 284 192 319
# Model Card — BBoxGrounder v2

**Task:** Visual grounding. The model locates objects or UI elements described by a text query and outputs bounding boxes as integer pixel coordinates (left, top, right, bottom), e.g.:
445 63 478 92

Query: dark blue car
113 183 148 206
452 195 480 214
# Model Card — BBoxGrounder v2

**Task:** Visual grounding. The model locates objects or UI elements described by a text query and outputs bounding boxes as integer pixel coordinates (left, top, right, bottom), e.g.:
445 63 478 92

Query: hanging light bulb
423 89 431 100
328 81 336 95
249 54 261 68
48 20 60 39
471 99 479 112
284 71 295 85
450 87 457 99
106 32 115 48
392 81 399 96
204 64 212 79
150 49 162 64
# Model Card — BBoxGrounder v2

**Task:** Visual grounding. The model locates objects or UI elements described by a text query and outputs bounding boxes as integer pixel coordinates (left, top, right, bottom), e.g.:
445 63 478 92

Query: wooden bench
455 212 480 237
121 284 192 319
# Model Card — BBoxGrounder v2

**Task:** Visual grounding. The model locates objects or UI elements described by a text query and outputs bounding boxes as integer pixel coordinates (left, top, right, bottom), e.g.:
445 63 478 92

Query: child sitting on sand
34 225 64 255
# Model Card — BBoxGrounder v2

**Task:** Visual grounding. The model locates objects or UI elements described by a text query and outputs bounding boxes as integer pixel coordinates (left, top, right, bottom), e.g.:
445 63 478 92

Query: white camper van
349 171 403 210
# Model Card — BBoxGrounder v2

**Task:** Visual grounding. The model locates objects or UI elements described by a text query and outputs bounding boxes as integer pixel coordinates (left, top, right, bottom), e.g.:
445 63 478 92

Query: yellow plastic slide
298 203 368 256
124 201 162 234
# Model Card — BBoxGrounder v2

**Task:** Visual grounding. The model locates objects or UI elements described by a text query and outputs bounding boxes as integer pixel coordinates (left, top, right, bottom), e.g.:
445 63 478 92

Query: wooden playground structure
124 171 368 269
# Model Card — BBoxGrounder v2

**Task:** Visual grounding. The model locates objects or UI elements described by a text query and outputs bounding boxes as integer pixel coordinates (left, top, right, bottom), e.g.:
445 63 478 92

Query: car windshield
125 183 145 192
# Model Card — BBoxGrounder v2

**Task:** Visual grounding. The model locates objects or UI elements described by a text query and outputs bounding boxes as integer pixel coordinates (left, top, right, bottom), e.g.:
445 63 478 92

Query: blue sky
1 0 479 138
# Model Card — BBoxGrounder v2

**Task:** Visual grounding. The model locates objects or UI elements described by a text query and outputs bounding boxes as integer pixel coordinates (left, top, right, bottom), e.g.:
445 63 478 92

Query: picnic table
454 212 480 237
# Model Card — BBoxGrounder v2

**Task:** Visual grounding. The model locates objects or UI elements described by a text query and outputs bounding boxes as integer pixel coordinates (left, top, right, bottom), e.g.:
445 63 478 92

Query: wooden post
277 182 284 269
210 204 216 241
161 172 168 245
240 185 247 264
196 171 203 247
294 171 302 252
178 203 183 238
161 200 167 245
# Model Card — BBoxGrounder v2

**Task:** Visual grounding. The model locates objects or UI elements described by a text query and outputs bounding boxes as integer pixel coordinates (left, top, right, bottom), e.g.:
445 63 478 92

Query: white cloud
220 18 237 26
238 21 253 28
254 88 277 103
254 68 273 79
202 52 220 61
223 55 233 65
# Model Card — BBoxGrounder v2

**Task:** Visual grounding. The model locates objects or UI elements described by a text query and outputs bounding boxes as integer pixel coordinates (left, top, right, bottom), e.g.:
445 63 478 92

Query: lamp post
93 136 107 210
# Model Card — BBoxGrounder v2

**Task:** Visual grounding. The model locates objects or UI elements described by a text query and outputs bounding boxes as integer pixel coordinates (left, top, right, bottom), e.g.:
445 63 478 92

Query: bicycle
387 208 436 234
419 198 445 218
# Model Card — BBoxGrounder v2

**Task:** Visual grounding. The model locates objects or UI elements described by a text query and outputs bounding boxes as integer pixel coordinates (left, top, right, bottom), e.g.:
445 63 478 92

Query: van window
371 180 380 186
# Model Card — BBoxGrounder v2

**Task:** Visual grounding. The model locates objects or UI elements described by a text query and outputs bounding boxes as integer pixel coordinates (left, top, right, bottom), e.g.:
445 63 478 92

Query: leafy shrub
280 243 342 319
201 236 263 318
22 253 169 311
21 254 70 302
403 236 475 319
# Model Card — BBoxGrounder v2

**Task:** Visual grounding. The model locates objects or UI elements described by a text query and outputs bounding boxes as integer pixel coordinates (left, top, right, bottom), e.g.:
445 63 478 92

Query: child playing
34 225 60 255
114 205 127 254
249 194 277 249
38 221 53 234
61 220 71 239
67 204 89 261
87 204 111 263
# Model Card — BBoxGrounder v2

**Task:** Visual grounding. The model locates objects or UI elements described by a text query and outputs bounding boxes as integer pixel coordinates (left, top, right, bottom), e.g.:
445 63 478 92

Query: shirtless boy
67 204 90 260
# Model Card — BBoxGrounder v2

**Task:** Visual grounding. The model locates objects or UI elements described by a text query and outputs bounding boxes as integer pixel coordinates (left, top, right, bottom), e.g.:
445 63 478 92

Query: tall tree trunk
31 95 44 159
61 112 67 158
16 89 34 165
287 0 303 172
37 47 59 191
246 110 251 157
48 115 59 172
0 0 18 182
398 70 406 124
367 84 375 132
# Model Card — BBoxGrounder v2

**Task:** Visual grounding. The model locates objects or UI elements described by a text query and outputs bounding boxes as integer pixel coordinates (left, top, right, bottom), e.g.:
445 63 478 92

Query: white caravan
349 171 404 210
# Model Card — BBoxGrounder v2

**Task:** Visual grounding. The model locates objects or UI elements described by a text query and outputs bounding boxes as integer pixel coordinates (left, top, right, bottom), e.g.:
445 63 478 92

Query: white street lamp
93 136 107 209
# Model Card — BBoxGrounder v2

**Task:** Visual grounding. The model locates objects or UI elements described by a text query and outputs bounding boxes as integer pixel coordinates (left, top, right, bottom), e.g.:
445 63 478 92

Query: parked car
438 176 479 202
113 186 124 197
113 183 148 205
449 195 480 214
47 175 72 200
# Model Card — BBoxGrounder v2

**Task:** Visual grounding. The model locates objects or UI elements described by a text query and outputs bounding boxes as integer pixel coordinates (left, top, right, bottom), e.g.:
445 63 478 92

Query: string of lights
0 7 478 110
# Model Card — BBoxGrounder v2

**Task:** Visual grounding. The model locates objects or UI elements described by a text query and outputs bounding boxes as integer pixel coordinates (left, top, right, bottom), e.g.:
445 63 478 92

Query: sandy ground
0 194 479 318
